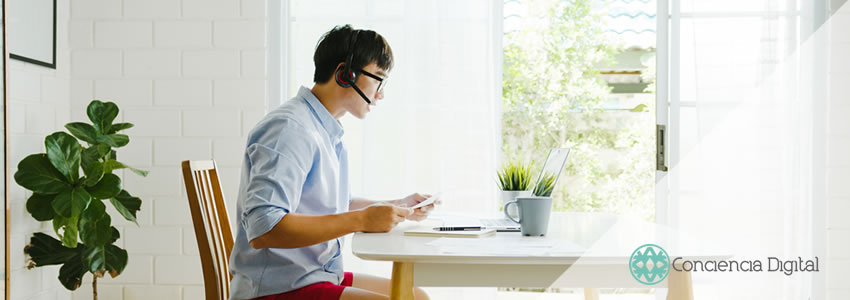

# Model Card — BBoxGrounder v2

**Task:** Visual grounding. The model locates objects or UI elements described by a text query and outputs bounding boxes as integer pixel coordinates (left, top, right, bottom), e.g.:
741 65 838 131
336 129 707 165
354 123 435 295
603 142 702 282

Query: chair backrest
181 160 234 300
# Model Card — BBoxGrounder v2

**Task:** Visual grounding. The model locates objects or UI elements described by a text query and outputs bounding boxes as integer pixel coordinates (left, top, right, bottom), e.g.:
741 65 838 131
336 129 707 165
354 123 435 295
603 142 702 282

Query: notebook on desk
404 227 497 238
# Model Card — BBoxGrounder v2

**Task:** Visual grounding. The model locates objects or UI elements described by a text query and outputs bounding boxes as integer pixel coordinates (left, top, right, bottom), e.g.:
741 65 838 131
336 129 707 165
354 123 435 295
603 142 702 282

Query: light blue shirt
229 86 350 299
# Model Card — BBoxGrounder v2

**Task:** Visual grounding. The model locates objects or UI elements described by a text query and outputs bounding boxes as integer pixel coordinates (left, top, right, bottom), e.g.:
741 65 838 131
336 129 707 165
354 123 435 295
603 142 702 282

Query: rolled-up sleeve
240 123 315 241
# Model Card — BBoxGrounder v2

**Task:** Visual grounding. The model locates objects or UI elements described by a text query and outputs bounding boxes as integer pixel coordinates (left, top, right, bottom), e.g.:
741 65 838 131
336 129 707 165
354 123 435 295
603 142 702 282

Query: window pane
679 17 799 103
503 0 656 220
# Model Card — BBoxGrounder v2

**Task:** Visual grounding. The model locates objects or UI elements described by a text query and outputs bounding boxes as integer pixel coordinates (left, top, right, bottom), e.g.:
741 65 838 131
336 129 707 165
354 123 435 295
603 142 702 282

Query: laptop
448 148 571 232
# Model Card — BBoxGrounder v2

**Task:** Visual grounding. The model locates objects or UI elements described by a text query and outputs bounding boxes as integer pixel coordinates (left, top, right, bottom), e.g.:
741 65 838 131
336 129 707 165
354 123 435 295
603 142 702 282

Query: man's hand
393 193 439 221
359 204 412 232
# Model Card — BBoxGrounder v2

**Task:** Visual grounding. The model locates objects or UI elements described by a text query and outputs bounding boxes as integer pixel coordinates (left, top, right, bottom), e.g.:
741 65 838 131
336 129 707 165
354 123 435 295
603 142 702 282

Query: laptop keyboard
480 218 519 227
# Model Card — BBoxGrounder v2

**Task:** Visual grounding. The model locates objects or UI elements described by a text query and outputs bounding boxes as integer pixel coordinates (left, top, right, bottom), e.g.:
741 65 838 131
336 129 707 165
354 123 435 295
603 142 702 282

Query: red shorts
253 272 354 300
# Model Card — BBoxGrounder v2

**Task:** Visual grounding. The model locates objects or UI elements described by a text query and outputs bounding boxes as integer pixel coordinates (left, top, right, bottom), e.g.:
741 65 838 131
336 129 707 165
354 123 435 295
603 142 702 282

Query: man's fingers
394 206 413 217
415 203 435 212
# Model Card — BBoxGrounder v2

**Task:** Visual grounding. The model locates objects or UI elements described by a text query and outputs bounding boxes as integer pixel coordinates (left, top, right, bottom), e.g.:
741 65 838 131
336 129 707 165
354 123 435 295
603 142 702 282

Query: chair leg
390 262 414 300
584 288 600 300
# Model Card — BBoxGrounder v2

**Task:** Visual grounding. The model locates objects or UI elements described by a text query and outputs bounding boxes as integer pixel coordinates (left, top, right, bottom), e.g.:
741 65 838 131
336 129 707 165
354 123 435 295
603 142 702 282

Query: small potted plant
496 161 533 217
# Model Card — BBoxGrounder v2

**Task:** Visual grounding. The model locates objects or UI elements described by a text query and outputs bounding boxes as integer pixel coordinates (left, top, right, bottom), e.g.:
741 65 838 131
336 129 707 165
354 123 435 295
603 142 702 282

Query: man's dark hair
313 25 394 83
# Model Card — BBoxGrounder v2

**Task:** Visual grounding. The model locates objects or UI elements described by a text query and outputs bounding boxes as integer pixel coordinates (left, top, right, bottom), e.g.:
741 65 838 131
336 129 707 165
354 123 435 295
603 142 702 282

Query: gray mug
503 196 553 236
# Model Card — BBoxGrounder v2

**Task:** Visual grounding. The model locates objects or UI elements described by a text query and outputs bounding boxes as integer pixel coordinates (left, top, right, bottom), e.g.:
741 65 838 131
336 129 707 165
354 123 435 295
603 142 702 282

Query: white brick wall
71 50 122 78
124 50 181 78
63 0 268 299
154 80 212 107
182 0 241 19
94 21 153 48
154 22 212 48
95 79 154 106
182 50 241 78
123 0 181 19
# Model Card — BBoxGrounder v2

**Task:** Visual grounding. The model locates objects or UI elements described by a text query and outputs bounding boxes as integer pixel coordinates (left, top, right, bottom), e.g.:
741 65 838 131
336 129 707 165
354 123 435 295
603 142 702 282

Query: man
229 25 434 300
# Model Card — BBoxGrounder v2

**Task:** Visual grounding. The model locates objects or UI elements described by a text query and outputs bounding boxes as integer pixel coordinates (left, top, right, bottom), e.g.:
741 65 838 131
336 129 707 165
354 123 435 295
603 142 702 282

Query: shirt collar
300 86 344 141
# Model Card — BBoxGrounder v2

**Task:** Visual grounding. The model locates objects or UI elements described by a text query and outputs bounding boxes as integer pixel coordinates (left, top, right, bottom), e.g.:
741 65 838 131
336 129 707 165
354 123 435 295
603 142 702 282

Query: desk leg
666 270 693 300
584 288 600 300
390 262 414 300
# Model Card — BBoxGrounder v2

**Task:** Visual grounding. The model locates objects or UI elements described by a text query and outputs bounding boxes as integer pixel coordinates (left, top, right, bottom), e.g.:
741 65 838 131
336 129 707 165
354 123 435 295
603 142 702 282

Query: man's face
345 62 387 119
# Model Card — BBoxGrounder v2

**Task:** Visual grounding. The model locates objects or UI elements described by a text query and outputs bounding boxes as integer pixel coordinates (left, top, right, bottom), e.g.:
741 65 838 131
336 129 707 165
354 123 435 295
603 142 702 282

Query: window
503 0 657 220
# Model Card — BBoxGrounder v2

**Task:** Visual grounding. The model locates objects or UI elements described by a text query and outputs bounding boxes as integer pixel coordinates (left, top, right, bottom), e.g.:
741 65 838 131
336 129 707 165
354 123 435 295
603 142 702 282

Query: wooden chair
181 160 234 300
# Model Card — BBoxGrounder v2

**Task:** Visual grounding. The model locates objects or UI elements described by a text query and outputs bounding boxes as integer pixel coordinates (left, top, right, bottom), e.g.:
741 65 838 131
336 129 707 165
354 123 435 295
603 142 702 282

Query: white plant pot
501 190 532 219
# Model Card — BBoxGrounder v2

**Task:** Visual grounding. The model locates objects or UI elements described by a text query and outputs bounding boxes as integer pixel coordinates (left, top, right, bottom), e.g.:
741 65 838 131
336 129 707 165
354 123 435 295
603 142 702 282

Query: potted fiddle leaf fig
15 100 147 300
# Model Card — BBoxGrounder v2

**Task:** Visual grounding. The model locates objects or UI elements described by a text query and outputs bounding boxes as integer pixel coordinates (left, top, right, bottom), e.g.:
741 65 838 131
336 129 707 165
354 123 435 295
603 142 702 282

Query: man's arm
249 205 411 249
350 197 382 210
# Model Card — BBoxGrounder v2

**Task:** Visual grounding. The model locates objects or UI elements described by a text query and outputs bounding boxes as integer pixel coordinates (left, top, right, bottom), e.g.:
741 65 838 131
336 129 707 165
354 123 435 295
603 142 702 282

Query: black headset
334 29 372 104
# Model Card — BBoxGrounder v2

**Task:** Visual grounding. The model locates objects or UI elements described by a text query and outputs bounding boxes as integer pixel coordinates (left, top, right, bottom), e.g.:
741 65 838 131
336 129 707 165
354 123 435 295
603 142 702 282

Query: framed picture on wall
9 0 56 69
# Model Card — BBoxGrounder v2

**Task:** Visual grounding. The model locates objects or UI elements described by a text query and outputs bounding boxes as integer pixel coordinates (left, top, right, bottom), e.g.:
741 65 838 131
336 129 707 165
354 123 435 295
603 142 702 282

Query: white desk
352 212 730 300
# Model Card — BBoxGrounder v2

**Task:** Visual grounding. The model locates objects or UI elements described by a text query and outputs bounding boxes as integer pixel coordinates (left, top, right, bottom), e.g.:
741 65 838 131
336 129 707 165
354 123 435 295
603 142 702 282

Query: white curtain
280 0 502 298
665 0 840 298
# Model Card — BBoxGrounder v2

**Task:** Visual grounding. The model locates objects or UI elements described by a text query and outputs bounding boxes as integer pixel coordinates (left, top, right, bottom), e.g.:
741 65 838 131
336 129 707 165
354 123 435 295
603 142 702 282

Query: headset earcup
334 68 349 88
334 66 356 88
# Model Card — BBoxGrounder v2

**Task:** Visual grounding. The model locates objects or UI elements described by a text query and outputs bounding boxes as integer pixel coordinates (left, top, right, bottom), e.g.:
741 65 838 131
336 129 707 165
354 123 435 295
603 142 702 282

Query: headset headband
344 29 361 74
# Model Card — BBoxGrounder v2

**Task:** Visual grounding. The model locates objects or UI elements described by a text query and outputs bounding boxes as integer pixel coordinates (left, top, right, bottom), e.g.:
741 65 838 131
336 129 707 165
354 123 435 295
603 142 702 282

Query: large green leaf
52 186 92 218
87 100 119 134
107 122 134 134
58 252 87 290
45 132 82 183
95 134 129 148
23 232 80 267
82 161 104 187
26 193 56 221
81 144 111 168
64 122 98 144
104 160 149 177
53 215 80 248
80 200 112 247
86 173 121 199
108 226 120 244
14 154 70 194
110 190 142 225
83 244 128 277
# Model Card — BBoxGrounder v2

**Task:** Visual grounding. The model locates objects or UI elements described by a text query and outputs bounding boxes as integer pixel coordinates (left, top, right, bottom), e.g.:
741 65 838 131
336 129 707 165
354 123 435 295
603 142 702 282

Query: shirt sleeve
240 122 316 241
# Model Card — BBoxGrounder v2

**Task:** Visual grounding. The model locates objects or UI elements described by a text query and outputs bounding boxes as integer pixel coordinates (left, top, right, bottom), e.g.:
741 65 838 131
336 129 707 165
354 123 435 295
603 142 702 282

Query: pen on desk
433 226 483 231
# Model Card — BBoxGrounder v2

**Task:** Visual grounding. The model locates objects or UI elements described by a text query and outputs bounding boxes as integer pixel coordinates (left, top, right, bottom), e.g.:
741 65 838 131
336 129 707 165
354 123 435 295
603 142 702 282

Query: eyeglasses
359 69 387 94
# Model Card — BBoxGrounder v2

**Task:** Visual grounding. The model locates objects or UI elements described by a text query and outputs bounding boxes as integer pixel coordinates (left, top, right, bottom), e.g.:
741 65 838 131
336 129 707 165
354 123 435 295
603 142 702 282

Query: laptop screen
532 148 571 196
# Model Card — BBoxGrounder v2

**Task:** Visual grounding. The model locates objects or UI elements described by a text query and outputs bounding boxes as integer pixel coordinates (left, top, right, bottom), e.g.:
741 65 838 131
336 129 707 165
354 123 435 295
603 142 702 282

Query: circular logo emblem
629 244 670 285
